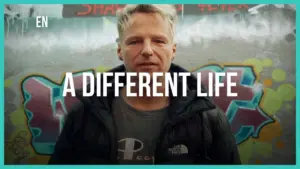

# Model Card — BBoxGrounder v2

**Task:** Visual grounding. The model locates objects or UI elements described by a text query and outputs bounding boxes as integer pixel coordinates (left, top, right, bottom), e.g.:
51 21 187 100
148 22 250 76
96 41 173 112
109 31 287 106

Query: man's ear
172 43 176 61
117 43 123 61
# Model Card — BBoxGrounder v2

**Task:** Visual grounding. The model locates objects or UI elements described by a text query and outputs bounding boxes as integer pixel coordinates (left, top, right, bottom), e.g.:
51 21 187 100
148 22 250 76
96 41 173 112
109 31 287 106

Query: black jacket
48 63 241 164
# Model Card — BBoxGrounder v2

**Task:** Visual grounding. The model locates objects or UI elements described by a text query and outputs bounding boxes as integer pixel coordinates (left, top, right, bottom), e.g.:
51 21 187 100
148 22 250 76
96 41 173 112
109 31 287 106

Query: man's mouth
138 62 157 66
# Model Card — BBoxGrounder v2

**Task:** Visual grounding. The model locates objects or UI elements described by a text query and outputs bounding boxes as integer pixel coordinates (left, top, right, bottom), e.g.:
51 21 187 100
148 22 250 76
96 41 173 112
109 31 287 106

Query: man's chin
136 71 160 76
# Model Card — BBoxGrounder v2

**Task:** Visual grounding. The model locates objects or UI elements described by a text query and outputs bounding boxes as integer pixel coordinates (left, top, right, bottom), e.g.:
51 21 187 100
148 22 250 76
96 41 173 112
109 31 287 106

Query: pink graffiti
22 71 92 154
196 65 273 144
200 69 268 132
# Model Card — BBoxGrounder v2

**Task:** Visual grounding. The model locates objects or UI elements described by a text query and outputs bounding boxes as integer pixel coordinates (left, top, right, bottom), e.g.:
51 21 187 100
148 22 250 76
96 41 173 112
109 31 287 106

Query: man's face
117 12 176 74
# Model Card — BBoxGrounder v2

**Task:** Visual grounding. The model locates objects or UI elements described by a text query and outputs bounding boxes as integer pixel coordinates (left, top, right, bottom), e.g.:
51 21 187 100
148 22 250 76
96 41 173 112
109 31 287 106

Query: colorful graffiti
5 58 295 164
19 63 273 155
21 70 93 155
195 65 273 144
74 4 250 16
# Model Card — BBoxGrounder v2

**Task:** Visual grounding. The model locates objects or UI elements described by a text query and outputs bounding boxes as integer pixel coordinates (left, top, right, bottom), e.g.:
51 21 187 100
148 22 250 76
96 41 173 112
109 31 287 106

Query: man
49 4 241 164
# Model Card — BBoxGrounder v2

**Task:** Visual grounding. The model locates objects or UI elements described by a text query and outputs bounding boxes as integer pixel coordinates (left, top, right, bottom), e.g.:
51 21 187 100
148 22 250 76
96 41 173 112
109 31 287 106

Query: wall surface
4 4 296 164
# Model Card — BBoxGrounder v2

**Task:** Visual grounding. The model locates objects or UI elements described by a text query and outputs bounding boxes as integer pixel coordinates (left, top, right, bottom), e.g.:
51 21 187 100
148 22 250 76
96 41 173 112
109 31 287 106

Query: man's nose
141 40 153 57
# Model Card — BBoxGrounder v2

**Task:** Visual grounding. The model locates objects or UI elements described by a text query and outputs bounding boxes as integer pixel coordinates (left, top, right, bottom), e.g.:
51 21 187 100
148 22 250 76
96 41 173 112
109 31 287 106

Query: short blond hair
116 4 178 42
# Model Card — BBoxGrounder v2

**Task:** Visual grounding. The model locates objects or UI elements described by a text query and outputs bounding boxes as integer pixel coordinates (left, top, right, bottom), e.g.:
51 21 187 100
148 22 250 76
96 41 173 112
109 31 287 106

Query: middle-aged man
49 4 241 164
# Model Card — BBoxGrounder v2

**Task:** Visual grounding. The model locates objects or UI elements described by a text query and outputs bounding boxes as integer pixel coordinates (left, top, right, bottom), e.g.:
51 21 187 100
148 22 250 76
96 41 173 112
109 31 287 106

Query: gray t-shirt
112 96 168 164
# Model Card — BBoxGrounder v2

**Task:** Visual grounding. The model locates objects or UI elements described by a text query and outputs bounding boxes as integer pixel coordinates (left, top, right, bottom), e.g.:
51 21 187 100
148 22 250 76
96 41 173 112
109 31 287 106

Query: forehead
122 12 172 39
129 12 166 26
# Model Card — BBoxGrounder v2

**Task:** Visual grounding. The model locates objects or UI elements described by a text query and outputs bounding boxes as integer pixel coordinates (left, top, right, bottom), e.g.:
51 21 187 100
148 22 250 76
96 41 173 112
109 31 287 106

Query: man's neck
120 80 170 111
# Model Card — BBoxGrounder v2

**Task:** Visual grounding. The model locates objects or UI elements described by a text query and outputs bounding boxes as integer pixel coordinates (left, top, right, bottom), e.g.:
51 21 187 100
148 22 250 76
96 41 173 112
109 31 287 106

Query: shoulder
63 100 87 133
203 107 225 122
202 106 232 136
65 87 98 124
66 101 85 119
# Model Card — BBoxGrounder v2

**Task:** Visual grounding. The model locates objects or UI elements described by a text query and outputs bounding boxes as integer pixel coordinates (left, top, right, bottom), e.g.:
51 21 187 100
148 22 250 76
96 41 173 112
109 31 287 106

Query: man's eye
154 40 166 43
128 40 139 45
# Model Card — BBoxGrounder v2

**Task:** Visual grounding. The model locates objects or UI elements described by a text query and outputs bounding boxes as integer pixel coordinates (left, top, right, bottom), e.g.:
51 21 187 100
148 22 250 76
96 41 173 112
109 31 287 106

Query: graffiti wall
4 4 296 164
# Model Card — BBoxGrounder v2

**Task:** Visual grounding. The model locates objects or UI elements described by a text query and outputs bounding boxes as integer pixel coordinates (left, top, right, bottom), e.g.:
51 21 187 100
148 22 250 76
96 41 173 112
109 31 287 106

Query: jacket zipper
154 124 172 164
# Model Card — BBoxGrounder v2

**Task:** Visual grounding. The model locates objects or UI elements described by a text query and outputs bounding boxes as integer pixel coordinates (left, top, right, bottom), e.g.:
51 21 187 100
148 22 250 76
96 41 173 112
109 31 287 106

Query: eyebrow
125 36 141 41
125 34 169 42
